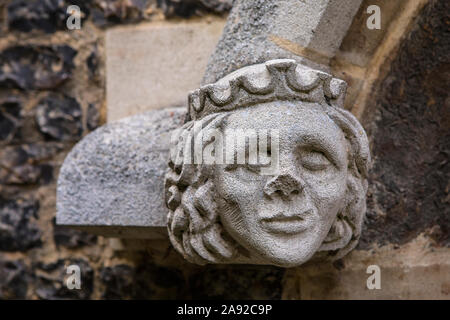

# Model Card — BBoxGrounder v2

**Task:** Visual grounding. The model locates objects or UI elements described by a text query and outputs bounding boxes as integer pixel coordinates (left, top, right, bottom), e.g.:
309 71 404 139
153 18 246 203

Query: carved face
214 101 349 267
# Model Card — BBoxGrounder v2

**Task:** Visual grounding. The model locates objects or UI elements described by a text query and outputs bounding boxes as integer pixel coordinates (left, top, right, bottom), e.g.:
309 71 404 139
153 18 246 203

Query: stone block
106 20 225 122
337 0 411 67
56 107 186 238
203 0 363 84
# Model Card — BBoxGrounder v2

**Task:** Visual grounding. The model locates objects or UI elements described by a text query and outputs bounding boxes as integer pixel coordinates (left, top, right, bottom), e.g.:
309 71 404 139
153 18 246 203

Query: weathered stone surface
35 93 83 141
105 20 225 121
0 195 41 251
34 258 93 299
166 60 371 267
202 0 363 84
360 0 450 248
337 0 409 67
0 259 29 299
0 45 77 90
100 263 184 299
56 107 185 236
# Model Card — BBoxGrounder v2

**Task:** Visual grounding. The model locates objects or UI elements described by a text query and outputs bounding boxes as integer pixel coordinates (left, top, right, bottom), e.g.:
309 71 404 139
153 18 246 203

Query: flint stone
165 59 371 267
0 259 29 299
160 0 233 18
0 45 76 90
35 93 83 142
34 258 93 300
0 142 62 185
0 195 41 251
100 263 184 299
56 107 185 238
52 218 98 249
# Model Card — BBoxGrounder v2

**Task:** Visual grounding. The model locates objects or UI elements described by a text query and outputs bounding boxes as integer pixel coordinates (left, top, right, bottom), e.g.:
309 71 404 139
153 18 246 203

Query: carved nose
263 173 304 199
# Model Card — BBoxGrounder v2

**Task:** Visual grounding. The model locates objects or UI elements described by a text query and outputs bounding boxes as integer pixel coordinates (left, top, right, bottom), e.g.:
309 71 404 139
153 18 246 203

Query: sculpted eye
301 150 332 171
225 163 260 174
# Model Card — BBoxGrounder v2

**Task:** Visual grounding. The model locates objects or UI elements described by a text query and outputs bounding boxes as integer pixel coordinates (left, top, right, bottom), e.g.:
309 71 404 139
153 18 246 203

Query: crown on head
187 59 347 120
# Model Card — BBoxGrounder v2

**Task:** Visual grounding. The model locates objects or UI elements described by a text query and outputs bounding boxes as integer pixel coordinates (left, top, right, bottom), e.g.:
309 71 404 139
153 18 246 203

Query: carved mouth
260 210 312 235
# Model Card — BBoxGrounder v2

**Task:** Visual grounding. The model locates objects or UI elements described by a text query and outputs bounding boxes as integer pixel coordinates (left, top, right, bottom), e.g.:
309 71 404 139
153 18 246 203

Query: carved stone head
165 59 371 267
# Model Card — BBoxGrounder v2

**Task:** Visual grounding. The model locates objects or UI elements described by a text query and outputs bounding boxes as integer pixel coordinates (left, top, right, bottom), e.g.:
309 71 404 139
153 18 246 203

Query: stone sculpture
165 59 371 267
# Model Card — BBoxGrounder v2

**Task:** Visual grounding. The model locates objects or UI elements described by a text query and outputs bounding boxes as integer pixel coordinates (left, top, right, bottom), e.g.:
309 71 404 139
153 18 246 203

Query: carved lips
260 209 313 235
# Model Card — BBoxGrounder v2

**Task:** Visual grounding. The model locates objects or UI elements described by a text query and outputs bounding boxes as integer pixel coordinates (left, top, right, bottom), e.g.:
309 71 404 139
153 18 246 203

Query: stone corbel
57 0 369 267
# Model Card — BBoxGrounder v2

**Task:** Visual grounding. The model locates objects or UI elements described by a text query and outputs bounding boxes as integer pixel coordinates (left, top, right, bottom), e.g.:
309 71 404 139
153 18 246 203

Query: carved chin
218 199 329 267
248 231 324 267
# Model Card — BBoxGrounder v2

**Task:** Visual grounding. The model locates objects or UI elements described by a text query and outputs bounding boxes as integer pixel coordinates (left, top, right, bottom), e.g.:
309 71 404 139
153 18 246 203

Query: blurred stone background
0 0 448 299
